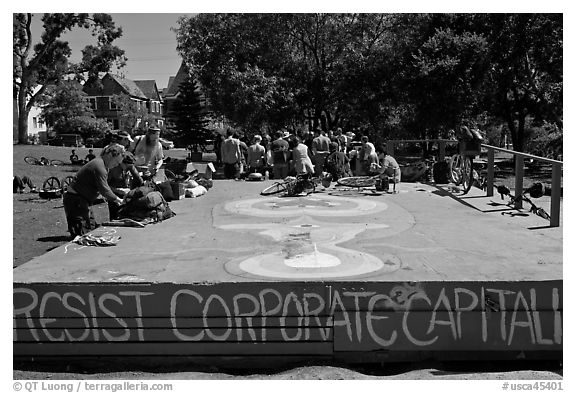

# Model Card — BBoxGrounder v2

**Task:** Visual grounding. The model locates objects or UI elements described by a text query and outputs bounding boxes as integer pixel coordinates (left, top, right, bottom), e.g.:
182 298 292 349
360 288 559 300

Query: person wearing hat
111 130 134 149
130 127 164 179
324 141 352 181
107 151 143 220
63 143 127 237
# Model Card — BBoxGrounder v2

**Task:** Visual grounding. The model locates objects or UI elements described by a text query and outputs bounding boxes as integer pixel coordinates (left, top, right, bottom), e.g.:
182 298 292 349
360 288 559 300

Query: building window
88 97 97 110
113 119 119 129
109 97 117 110
33 117 38 129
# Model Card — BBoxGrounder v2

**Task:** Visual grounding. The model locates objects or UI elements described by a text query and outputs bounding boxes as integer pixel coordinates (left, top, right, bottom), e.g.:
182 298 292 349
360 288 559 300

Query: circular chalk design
224 194 389 217
221 216 400 280
232 248 399 280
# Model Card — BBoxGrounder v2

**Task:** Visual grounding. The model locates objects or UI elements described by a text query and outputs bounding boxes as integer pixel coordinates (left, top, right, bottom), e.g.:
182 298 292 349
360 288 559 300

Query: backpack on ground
433 161 450 184
118 185 175 222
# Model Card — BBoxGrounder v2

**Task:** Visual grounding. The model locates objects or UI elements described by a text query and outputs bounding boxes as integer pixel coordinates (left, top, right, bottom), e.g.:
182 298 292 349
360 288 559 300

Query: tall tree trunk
17 91 29 145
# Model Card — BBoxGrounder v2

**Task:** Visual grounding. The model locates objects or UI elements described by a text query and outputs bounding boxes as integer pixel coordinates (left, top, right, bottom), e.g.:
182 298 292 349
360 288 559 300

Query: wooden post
486 148 494 197
550 163 562 227
387 141 395 157
514 156 524 209
439 141 445 162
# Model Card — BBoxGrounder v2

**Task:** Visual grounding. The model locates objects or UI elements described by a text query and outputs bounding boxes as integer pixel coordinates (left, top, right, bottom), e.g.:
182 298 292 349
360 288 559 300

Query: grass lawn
12 144 191 268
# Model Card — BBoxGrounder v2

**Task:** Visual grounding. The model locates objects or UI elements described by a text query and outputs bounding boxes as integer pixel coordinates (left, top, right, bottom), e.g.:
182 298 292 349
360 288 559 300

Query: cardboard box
186 162 216 180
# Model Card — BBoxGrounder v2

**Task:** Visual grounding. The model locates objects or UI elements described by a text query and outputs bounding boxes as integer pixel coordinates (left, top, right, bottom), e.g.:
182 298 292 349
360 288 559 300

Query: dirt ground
12 145 562 380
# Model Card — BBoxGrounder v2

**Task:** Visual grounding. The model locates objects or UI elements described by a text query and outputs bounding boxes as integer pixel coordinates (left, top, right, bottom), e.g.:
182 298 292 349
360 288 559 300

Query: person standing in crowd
324 142 352 181
130 127 164 180
112 130 134 149
334 128 348 154
221 128 242 180
63 144 126 237
214 133 225 167
247 135 267 174
289 135 314 176
239 136 249 176
270 130 290 179
311 128 331 176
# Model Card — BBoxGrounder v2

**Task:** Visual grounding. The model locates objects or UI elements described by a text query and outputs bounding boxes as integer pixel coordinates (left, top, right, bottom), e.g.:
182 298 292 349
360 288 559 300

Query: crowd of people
19 126 402 239
214 127 401 184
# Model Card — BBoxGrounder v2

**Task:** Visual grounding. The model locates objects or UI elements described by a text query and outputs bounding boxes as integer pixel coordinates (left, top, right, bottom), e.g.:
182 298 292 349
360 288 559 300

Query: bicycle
261 173 321 196
24 155 65 166
40 175 76 199
496 184 551 221
337 173 398 193
449 153 474 194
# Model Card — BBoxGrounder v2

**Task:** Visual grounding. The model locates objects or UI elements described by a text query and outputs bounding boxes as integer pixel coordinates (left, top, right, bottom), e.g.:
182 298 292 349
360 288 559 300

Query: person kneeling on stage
107 152 143 220
63 144 126 237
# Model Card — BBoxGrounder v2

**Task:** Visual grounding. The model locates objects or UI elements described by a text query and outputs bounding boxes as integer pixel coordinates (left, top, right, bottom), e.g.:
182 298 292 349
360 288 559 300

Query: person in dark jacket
63 143 126 237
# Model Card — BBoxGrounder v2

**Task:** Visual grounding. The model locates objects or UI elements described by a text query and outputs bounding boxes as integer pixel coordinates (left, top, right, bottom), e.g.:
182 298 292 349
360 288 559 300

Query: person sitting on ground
288 135 314 176
85 149 96 162
63 143 126 238
130 127 164 180
70 150 80 164
246 134 267 174
107 152 143 220
324 142 352 181
13 175 37 193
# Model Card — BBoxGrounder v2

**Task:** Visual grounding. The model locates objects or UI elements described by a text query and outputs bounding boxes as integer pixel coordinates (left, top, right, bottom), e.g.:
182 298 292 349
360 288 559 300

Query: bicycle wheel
337 176 376 188
460 156 474 194
50 159 65 166
61 176 75 192
261 181 289 196
449 154 463 185
42 176 61 191
24 156 40 165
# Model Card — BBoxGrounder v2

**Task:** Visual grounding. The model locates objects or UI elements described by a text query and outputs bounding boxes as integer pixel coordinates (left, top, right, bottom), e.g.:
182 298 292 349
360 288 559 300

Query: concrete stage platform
13 181 562 363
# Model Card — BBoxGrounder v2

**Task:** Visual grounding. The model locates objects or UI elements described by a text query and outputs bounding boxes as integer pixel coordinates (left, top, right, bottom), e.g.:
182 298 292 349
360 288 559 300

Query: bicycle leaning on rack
496 183 551 221
261 173 324 196
24 155 65 167
448 126 484 194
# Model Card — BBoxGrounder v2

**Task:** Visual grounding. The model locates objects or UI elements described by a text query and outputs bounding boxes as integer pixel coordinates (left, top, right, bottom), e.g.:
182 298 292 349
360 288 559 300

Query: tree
175 14 396 133
13 13 125 144
171 75 211 151
39 80 94 132
480 14 563 152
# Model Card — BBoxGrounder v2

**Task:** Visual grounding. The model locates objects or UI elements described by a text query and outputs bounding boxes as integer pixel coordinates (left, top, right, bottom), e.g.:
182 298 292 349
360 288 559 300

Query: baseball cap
118 131 134 143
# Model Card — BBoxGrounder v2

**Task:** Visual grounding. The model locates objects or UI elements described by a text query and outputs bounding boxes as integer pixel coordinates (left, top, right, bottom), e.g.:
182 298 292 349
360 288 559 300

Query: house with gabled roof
83 73 164 131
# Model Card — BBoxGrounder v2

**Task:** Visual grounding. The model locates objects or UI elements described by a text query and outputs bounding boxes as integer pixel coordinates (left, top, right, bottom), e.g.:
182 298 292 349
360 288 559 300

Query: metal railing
386 139 563 227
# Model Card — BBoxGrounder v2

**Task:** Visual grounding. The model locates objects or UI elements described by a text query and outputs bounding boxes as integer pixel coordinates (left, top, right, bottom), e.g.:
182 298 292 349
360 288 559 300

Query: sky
33 13 193 90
